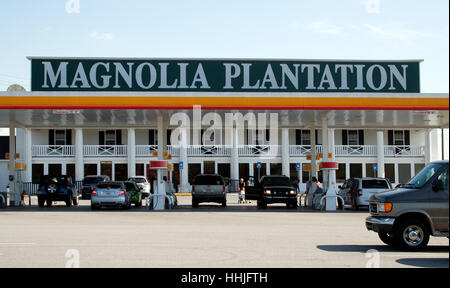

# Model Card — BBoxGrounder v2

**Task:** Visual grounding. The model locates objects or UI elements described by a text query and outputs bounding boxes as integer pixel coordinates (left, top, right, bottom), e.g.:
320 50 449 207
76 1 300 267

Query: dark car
191 174 227 207
37 175 80 207
366 160 449 251
81 175 110 199
246 175 298 209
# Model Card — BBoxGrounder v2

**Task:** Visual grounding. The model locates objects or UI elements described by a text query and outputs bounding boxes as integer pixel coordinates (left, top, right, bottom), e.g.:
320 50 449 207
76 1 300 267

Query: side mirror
432 179 444 192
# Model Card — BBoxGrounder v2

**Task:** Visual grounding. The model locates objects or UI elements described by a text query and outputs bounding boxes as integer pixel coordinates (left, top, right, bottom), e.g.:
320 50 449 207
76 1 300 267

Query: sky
0 0 448 135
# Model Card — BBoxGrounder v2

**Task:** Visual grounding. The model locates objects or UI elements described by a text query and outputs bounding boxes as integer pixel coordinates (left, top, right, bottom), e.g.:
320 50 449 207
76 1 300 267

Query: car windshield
129 178 147 183
83 177 104 185
362 180 390 189
96 183 122 189
194 176 223 185
262 177 292 186
405 163 443 188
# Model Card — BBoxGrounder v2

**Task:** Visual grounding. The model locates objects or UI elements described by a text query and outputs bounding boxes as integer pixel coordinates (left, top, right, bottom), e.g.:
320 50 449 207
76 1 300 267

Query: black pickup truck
245 175 298 209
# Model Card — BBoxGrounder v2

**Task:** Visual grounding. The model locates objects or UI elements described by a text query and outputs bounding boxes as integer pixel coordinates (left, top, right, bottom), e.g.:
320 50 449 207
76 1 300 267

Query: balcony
32 145 75 157
384 145 425 157
31 145 426 158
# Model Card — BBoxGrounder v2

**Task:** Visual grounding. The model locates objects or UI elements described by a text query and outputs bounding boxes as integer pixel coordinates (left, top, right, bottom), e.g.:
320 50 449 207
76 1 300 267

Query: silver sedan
91 182 131 210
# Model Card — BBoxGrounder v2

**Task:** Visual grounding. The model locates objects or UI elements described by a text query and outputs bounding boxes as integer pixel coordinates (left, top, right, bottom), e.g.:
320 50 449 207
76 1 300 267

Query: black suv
37 175 80 207
81 175 110 199
246 175 298 209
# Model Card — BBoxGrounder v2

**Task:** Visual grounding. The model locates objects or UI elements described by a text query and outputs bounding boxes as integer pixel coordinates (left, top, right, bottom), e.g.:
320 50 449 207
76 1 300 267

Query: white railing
289 145 322 156
32 145 75 157
136 145 158 157
187 145 232 157
384 145 425 157
238 145 280 156
31 144 425 158
84 145 127 157
167 145 180 157
335 145 377 157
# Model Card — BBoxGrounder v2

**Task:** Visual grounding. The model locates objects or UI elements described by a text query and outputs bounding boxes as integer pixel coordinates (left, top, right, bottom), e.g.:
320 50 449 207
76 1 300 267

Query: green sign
30 58 420 93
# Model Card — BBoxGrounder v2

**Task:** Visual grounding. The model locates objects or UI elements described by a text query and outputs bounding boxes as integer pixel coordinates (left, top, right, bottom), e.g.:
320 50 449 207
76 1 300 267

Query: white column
321 117 328 190
281 128 290 177
345 162 350 179
127 128 136 177
310 128 317 180
24 128 32 183
266 162 271 176
157 114 167 160
424 129 432 164
62 164 67 175
8 124 19 206
231 127 239 181
111 162 115 181
75 128 84 181
249 162 254 178
180 128 189 193
394 163 399 185
376 131 385 178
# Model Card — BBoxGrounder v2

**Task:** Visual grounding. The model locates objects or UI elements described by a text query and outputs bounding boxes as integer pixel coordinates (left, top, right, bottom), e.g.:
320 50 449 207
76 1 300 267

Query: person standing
238 178 246 204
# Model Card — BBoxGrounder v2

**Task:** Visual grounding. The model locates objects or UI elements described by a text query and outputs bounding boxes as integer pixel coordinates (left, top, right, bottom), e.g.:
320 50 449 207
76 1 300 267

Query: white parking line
0 243 36 246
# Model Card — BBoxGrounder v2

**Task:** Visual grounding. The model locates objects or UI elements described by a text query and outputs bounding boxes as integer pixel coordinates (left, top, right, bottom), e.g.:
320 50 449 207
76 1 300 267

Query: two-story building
0 58 448 202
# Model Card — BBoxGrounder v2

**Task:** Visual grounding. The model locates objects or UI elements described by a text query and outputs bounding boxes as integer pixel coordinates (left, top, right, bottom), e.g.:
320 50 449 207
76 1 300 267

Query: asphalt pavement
0 194 448 268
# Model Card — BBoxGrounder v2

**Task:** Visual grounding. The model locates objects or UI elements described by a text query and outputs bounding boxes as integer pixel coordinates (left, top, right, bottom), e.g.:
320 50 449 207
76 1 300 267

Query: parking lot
0 194 448 268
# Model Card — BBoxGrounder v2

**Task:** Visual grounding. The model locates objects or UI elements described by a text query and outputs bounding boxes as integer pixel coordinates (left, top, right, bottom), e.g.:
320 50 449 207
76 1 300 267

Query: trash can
0 192 7 208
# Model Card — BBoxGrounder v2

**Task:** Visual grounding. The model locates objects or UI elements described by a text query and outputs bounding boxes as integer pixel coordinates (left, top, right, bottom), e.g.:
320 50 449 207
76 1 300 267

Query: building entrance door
204 161 215 174
101 162 112 180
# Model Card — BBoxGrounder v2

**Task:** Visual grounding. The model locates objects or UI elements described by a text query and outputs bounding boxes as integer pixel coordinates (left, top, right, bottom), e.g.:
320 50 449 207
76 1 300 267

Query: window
437 168 449 191
49 129 72 145
105 130 116 145
342 130 364 146
348 131 359 145
362 180 390 189
394 130 405 145
149 130 158 145
55 130 66 145
99 130 122 146
388 130 410 146
295 130 311 145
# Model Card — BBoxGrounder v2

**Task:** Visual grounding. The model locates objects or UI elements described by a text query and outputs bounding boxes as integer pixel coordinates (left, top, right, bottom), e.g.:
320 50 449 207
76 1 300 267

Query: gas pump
320 162 342 211
149 160 168 210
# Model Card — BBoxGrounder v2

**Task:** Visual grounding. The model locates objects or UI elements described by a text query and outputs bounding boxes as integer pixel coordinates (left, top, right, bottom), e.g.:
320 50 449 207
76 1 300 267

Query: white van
338 178 392 208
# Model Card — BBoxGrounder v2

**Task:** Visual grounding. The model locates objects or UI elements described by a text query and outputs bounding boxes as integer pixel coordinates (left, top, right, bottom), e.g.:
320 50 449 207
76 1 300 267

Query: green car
123 181 143 207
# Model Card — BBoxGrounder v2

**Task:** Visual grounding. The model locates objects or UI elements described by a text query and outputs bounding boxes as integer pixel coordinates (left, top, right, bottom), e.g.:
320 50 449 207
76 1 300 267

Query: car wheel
378 232 398 247
91 204 98 210
395 219 430 251
291 201 298 209
38 196 45 207
257 200 267 209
